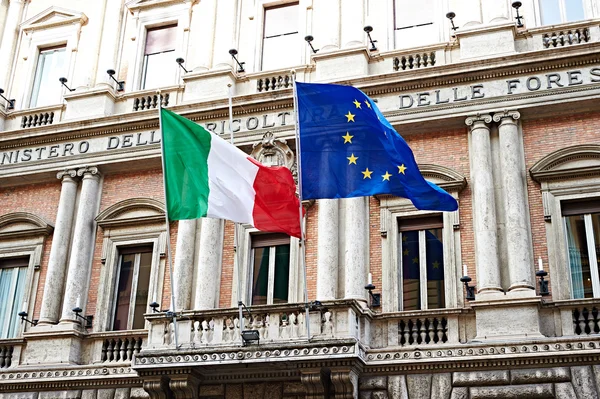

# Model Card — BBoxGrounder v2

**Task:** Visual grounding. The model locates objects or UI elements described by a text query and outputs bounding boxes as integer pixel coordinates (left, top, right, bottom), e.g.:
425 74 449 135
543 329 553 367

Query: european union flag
296 82 458 211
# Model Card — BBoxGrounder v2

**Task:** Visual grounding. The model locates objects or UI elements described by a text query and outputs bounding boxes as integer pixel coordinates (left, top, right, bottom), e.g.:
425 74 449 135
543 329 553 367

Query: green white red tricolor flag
160 108 302 238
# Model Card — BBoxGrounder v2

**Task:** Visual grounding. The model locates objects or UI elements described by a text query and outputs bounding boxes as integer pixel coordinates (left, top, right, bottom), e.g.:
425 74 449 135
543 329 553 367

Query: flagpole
228 84 245 337
291 71 311 342
156 89 179 349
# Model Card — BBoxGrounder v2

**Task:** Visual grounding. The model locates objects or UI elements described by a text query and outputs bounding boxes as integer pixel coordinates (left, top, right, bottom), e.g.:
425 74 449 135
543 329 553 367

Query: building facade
1 0 600 398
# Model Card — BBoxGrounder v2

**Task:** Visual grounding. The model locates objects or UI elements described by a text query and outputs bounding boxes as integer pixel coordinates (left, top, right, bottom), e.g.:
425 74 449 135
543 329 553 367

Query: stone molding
95 198 166 229
19 6 88 32
530 144 600 183
77 166 101 178
126 0 197 13
465 114 492 126
56 169 78 181
0 212 54 239
492 110 521 123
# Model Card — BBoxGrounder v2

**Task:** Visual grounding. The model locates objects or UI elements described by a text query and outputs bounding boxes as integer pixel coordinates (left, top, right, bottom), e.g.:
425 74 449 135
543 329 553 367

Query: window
30 46 66 108
399 216 445 311
540 0 585 25
394 0 437 49
141 25 177 90
250 234 290 305
112 245 153 330
262 3 300 71
563 199 600 299
0 257 28 339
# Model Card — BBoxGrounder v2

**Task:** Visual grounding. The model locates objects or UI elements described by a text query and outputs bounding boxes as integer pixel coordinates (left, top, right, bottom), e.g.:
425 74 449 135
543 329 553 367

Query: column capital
76 166 101 179
493 110 521 124
56 169 77 181
465 114 492 127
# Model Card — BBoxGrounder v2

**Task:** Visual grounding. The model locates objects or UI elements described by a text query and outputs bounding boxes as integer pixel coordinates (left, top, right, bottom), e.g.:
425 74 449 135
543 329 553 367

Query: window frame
260 2 301 72
29 45 68 109
390 0 444 50
537 0 588 25
0 257 30 339
249 233 291 306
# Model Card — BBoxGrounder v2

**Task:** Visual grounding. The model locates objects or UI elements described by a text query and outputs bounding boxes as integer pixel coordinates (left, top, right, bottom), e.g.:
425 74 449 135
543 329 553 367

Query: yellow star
345 111 355 122
342 132 353 144
403 249 409 256
382 171 392 181
353 99 362 109
398 164 407 174
432 261 440 269
412 257 419 264
402 235 407 242
361 168 372 179
364 100 371 109
347 153 358 165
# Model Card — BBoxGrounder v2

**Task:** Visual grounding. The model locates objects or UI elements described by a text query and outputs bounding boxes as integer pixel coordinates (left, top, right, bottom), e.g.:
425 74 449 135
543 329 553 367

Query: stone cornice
126 0 197 13
20 6 88 32
96 198 166 229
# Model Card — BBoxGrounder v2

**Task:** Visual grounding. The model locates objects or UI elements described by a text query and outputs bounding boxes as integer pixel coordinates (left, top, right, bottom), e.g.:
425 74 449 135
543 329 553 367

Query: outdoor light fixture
176 57 189 73
106 69 125 92
149 300 161 313
72 296 93 328
446 12 459 33
460 265 475 301
304 35 319 54
238 301 260 346
0 88 15 110
512 1 524 28
18 302 37 326
537 257 549 296
363 26 378 51
309 300 324 311
228 49 245 73
59 77 75 92
364 273 381 309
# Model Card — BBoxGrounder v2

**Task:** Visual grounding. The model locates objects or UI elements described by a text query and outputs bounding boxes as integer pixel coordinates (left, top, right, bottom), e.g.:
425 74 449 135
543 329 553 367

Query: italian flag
160 108 302 238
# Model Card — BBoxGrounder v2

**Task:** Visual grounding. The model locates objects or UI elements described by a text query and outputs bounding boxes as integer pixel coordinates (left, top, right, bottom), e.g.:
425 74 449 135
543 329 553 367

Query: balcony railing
0 344 14 369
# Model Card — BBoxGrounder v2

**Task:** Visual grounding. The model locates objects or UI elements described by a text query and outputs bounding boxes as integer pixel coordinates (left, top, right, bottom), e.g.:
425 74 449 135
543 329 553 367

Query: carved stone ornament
493 110 521 123
77 165 101 178
465 113 492 126
251 131 296 167
56 169 77 181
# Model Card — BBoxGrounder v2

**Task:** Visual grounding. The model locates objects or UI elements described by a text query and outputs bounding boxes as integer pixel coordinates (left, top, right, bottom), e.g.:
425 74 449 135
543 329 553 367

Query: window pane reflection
565 215 592 298
426 228 445 309
252 247 269 305
402 231 420 311
113 254 135 331
540 0 561 25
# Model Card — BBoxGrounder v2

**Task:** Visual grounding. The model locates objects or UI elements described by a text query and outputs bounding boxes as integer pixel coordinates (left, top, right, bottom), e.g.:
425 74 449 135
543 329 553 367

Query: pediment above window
530 145 600 183
126 0 197 13
96 198 166 228
418 164 467 192
20 7 88 32
0 212 54 239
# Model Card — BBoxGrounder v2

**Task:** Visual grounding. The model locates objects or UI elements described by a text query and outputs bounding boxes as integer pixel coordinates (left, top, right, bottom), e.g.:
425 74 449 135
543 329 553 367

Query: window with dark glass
142 25 177 90
0 257 28 338
540 0 585 25
112 245 153 330
563 199 600 299
30 46 66 108
262 3 300 71
399 216 445 311
394 0 437 49
250 233 290 305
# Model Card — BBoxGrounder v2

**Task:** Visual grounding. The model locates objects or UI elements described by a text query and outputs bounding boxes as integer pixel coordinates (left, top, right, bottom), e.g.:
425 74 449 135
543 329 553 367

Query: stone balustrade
0 344 14 369
100 335 144 363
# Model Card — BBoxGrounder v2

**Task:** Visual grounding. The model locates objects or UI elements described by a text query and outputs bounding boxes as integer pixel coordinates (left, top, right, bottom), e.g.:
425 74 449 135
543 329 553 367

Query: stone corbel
169 371 201 399
301 368 329 399
465 113 492 127
493 110 521 126
143 375 174 399
330 368 359 399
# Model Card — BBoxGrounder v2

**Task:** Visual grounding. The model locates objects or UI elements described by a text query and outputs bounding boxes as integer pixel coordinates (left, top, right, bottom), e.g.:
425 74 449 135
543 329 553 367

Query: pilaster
38 169 78 325
194 218 224 310
465 114 502 296
344 197 368 301
173 219 197 311
317 199 339 300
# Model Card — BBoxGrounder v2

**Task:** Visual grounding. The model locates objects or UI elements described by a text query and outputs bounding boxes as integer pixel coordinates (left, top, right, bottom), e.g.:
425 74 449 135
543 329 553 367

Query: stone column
494 110 534 292
317 199 339 300
60 166 102 323
172 219 197 312
0 0 25 89
38 169 79 325
194 218 224 310
344 197 367 301
212 0 237 69
465 115 502 294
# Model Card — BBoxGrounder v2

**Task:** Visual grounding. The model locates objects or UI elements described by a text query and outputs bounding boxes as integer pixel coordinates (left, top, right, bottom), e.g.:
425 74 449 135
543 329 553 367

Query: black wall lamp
72 296 93 329
460 265 475 301
512 1 524 28
106 69 125 92
364 26 378 51
59 77 75 92
365 273 381 309
18 302 37 326
0 89 15 110
304 35 319 54
446 12 459 33
176 57 189 73
238 301 260 346
228 49 245 73
537 257 550 296
150 300 161 313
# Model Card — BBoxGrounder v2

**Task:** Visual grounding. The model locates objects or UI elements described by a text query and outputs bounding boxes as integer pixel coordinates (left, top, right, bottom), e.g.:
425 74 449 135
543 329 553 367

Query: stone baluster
172 219 197 311
60 166 102 323
194 218 224 310
465 115 503 294
38 170 78 325
343 198 368 301
317 199 339 300
494 110 535 292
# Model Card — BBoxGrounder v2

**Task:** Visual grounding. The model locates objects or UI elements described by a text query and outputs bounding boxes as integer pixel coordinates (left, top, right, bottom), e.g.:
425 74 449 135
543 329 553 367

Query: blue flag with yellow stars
296 82 458 211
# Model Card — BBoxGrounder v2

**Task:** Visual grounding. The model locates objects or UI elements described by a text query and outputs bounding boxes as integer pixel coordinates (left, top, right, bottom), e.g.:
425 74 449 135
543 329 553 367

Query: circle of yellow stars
343 98 407 182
